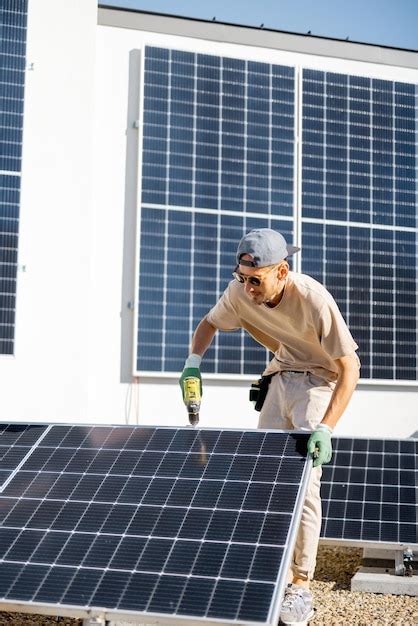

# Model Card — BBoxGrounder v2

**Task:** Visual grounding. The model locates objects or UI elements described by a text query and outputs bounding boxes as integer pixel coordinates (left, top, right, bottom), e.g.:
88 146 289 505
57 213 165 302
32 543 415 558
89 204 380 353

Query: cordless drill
183 376 201 426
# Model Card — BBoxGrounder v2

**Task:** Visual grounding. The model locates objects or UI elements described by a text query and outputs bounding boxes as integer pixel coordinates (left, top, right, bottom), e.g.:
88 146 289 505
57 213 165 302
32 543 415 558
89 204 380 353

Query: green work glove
307 424 333 467
179 354 202 401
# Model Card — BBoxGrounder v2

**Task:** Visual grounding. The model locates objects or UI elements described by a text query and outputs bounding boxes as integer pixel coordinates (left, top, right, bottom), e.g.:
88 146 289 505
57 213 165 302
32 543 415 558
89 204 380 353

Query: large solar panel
321 437 418 547
135 47 417 383
301 70 417 380
136 46 296 376
0 1 28 355
0 424 310 624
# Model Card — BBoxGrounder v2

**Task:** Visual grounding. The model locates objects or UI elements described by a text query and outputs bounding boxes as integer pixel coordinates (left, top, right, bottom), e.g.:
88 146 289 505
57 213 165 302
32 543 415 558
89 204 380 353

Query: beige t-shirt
206 271 359 381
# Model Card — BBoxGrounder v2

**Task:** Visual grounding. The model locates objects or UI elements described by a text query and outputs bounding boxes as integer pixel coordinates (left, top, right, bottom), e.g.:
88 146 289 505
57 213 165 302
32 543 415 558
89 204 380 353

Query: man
180 228 360 626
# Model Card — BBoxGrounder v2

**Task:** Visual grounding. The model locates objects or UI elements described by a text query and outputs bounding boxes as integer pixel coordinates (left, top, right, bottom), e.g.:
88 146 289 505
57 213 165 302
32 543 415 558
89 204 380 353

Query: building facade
0 0 417 437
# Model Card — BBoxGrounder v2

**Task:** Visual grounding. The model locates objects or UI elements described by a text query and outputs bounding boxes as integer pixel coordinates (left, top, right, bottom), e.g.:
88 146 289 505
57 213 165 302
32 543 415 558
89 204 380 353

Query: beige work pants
258 371 335 581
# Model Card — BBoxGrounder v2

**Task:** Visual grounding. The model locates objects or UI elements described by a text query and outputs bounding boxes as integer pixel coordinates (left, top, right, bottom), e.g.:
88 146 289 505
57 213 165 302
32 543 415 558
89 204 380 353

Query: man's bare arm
321 352 360 430
190 317 218 357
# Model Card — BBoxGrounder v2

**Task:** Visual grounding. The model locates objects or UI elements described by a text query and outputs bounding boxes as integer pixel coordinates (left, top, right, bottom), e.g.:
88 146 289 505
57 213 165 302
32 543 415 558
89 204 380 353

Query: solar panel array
301 70 417 380
0 424 310 624
136 46 418 383
137 46 296 375
0 1 28 355
321 437 417 546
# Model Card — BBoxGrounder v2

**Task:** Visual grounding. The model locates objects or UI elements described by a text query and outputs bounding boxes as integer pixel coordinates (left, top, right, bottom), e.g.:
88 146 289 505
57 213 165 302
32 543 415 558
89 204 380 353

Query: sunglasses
232 264 278 287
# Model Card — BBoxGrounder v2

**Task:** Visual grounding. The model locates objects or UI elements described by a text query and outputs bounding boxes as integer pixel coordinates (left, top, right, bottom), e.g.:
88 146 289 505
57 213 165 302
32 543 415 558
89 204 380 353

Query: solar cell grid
0 424 48 489
301 69 417 381
137 207 294 374
0 424 310 624
137 45 296 375
321 437 417 546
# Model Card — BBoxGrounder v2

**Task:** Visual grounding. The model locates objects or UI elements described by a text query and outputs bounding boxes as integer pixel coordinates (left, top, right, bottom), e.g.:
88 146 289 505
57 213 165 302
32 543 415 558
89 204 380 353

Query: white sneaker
280 584 315 625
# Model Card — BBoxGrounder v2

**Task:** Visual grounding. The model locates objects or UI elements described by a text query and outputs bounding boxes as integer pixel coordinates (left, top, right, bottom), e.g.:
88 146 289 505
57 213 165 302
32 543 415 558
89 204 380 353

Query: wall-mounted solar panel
136 46 296 376
0 1 28 355
321 437 418 548
0 425 310 624
301 70 417 381
136 49 417 383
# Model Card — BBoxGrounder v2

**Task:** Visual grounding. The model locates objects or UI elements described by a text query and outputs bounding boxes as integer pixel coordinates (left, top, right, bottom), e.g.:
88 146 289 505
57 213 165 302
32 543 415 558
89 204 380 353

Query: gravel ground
311 547 417 625
0 546 416 625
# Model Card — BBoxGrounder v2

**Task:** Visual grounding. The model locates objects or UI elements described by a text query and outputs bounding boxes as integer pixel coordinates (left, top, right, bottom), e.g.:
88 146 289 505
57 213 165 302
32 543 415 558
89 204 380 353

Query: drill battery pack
249 373 275 412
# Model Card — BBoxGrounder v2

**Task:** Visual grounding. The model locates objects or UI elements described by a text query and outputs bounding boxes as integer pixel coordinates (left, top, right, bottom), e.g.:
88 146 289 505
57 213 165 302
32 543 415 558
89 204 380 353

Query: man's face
236 256 288 306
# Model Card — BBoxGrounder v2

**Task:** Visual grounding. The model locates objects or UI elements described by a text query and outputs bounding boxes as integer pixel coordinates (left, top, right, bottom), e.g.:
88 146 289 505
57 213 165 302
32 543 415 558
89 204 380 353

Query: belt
279 370 308 374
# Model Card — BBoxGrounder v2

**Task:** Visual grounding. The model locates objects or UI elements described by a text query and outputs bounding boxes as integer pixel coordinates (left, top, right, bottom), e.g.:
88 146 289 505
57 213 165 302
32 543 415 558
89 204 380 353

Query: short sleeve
318 299 359 360
206 283 242 331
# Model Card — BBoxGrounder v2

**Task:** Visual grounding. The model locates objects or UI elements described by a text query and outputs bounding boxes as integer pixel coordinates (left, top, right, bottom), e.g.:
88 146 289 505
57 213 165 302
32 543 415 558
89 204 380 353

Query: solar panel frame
0 424 312 625
320 436 418 550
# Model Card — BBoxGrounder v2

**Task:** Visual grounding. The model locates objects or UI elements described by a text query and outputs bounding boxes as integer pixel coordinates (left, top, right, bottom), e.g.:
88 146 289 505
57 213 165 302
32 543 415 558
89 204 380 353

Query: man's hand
179 354 202 401
307 425 332 467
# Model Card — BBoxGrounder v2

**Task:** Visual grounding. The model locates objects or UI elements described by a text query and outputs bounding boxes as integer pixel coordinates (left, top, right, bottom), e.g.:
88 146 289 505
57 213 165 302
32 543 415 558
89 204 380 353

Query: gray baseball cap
236 228 300 267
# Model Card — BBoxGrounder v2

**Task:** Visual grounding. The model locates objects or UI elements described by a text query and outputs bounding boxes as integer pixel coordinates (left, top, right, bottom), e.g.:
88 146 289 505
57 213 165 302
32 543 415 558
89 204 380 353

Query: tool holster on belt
249 373 275 412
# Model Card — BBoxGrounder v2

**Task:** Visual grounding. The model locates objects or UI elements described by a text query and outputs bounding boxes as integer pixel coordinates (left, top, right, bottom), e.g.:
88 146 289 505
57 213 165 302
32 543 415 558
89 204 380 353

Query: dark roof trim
98 4 418 56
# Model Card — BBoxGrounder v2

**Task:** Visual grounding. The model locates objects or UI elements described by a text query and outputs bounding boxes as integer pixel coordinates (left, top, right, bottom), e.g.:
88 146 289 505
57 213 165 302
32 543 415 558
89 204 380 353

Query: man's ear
277 261 289 280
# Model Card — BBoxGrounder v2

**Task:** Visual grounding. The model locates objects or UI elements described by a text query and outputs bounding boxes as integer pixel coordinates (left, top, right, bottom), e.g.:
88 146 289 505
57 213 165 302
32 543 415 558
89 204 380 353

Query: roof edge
98 4 418 56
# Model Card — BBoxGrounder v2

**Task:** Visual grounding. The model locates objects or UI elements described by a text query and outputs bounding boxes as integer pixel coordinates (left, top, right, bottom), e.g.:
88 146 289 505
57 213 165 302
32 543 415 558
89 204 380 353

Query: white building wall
0 0 97 422
0 5 417 439
90 22 418 437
